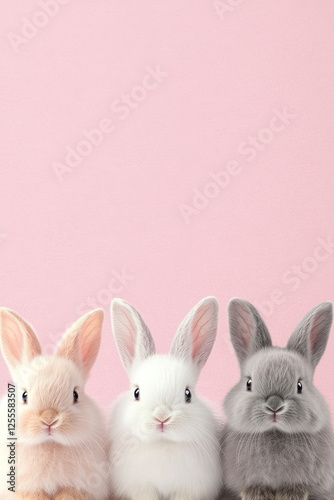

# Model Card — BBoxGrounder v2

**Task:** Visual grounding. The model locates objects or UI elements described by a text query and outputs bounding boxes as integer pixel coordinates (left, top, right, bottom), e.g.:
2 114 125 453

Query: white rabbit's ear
111 299 155 373
287 302 333 368
170 297 218 371
0 308 42 375
228 298 272 365
57 309 104 377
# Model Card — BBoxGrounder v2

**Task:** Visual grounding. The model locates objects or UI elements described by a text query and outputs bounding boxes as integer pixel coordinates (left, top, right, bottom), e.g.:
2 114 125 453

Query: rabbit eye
22 391 28 404
73 390 79 403
134 388 140 401
297 381 303 394
246 378 252 391
185 388 192 403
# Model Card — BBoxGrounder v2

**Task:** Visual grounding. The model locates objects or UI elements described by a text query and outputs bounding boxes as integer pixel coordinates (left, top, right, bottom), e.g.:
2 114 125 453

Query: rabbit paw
241 487 276 500
276 487 308 500
55 489 95 500
17 493 52 500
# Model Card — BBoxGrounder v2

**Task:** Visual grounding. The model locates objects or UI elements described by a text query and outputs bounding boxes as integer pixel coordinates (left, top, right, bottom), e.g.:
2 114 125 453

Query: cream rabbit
0 308 110 500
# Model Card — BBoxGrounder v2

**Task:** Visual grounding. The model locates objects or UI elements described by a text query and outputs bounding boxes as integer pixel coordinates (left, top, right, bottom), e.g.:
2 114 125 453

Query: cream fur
0 308 109 499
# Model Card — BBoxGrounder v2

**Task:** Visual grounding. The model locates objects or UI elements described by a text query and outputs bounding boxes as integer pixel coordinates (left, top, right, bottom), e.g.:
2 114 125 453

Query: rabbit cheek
18 409 41 439
57 413 73 436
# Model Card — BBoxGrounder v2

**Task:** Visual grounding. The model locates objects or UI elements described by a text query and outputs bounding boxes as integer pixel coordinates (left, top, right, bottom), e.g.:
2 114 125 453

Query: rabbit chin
133 425 184 443
260 415 297 433
18 426 87 446
244 413 322 435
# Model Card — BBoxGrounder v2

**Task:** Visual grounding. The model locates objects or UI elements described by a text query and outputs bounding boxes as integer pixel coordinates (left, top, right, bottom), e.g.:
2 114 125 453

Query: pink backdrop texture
1 1 334 414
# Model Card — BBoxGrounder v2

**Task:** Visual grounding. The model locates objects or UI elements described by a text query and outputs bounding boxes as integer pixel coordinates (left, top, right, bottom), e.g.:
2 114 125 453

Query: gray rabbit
221 298 334 500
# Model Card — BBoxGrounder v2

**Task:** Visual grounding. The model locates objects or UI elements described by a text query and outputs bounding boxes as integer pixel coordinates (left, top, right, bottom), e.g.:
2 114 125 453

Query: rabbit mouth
156 422 168 433
45 429 57 439
263 412 282 427
42 425 60 438
154 416 171 433
269 413 281 424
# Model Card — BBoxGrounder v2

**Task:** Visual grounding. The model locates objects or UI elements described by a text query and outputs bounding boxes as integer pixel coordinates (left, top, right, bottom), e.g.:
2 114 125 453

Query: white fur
109 298 222 500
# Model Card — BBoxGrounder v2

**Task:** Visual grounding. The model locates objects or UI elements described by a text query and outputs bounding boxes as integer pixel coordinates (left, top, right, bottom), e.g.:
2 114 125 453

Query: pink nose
155 417 170 424
42 419 59 429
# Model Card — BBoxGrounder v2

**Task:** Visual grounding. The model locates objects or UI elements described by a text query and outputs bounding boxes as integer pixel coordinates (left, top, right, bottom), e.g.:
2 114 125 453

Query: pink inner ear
57 329 81 365
0 310 41 369
236 303 255 349
310 310 325 354
192 307 211 360
81 323 98 365
79 312 103 373
118 308 136 360
1 313 24 364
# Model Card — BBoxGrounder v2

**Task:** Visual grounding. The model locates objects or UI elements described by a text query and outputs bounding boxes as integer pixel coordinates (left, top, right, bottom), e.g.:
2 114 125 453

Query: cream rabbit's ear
228 298 272 365
287 302 333 369
57 309 104 378
170 297 219 372
111 299 155 373
0 308 42 375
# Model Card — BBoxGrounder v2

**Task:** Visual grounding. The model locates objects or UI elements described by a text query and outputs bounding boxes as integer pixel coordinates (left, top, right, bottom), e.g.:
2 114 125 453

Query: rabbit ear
111 299 155 373
0 308 42 374
228 298 272 365
287 302 333 368
170 297 218 371
57 309 104 378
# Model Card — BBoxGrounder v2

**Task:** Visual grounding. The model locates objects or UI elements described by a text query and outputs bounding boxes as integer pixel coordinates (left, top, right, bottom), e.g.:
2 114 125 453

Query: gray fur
287 301 333 369
241 486 307 500
228 298 272 365
222 299 334 499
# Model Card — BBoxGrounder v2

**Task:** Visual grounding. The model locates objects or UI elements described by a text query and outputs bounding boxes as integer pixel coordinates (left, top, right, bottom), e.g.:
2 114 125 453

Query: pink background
1 0 334 414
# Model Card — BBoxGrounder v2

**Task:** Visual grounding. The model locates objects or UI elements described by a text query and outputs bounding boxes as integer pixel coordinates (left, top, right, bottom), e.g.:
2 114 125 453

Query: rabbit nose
42 419 59 428
152 406 172 422
155 416 171 424
265 396 285 413
40 408 59 427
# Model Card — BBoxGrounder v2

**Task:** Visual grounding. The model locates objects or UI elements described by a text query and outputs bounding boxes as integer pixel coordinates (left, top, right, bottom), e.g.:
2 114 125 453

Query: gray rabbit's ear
228 298 272 365
111 299 155 373
287 302 333 368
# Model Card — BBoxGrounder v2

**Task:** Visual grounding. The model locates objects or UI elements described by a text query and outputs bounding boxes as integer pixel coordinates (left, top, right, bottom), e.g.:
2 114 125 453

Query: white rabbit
0 308 110 500
109 297 222 500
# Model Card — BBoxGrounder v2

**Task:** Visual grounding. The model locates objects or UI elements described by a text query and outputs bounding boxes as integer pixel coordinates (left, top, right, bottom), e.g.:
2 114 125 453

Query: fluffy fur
109 297 222 500
0 308 109 500
222 299 334 500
